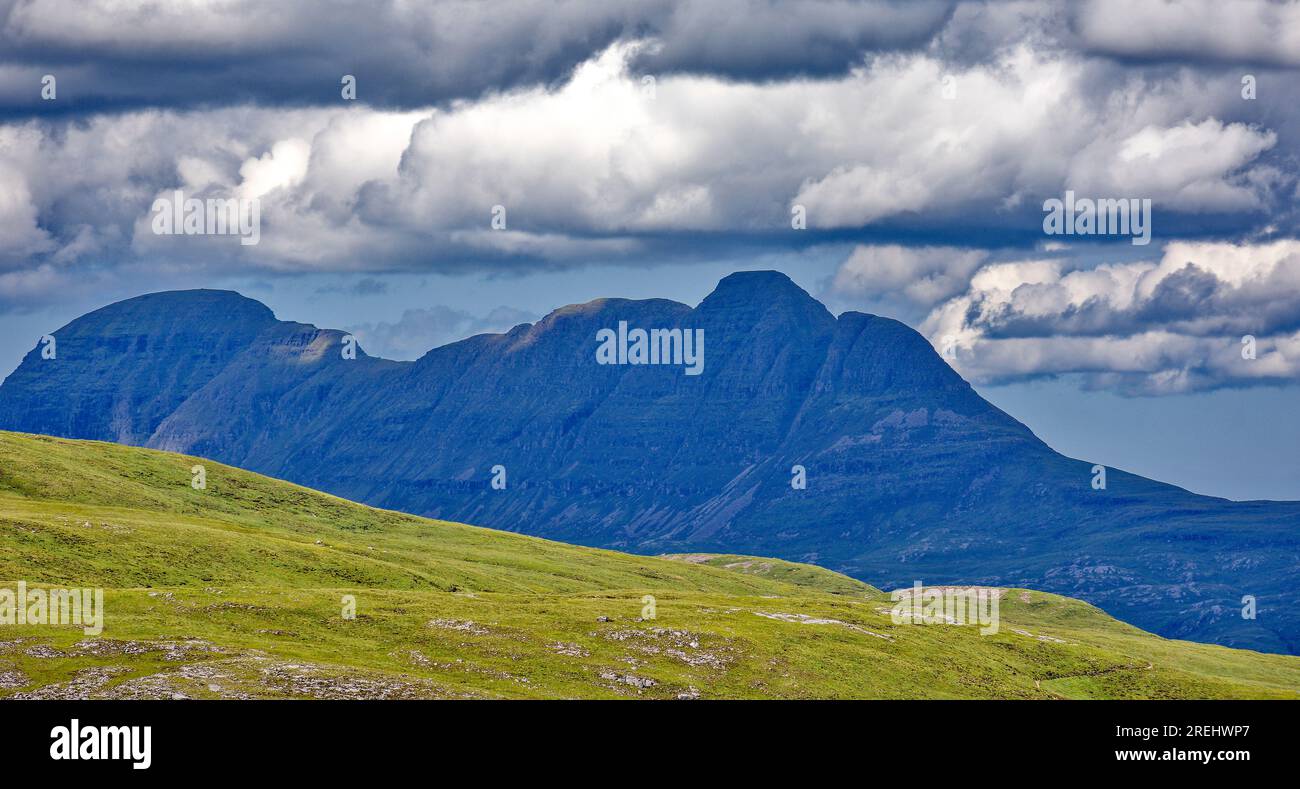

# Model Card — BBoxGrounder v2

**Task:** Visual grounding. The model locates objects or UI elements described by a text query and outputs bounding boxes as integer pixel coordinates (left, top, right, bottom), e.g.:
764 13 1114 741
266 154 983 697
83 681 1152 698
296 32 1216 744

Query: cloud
1066 119 1278 212
350 277 387 296
314 277 388 297
1073 0 1300 67
0 36 1293 305
11 0 1294 121
922 239 1300 393
236 138 311 200
823 244 988 321
633 0 954 78
2 0 1297 121
790 50 1286 226
0 159 54 264
347 305 536 361
0 0 956 116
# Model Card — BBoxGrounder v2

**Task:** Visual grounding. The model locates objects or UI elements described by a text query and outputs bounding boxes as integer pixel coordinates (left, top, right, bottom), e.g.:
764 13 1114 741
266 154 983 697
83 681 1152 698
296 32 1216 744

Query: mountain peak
61 289 277 338
704 269 808 301
0 288 280 446
698 270 834 329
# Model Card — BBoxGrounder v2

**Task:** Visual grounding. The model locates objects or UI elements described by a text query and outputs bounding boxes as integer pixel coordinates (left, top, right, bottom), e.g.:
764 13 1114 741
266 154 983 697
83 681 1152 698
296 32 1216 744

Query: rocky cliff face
3 271 1297 653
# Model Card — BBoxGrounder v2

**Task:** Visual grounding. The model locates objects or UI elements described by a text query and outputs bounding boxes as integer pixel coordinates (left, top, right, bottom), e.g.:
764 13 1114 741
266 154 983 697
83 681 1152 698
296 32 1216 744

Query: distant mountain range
2 271 1296 654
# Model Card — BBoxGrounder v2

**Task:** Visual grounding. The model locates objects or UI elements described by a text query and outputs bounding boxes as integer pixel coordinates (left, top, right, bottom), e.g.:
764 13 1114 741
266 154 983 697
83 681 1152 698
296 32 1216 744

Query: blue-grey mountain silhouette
2 271 1296 654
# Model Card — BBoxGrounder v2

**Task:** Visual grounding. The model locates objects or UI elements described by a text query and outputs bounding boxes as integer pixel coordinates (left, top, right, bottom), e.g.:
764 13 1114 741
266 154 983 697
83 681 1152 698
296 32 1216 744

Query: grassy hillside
0 430 1296 699
659 553 879 596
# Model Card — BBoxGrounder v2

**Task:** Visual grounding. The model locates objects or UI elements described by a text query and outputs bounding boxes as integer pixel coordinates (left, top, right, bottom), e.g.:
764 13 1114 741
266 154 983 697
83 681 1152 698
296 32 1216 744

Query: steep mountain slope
1 431 1296 700
2 272 1297 654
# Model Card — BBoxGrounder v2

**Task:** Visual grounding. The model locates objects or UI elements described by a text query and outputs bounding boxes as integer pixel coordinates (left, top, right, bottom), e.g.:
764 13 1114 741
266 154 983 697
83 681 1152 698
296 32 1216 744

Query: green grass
659 553 880 596
0 430 1297 699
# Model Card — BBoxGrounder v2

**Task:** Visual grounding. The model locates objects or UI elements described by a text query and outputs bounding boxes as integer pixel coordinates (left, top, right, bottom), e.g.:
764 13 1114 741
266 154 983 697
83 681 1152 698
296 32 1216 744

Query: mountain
2 272 1298 655
2 430 1297 699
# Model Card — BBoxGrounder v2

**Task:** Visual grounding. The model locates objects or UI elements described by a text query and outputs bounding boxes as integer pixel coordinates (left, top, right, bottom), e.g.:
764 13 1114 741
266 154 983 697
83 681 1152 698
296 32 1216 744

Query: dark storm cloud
630 0 954 79
0 0 955 118
4 0 1299 121
0 0 631 116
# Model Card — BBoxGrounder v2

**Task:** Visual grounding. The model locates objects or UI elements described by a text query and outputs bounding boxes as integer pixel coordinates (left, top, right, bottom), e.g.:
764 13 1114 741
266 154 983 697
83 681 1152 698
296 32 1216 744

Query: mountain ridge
2 270 1297 655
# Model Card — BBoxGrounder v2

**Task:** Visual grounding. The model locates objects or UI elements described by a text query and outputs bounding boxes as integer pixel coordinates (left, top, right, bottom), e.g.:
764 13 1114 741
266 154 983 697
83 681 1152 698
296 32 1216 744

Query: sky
1 0 1298 500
